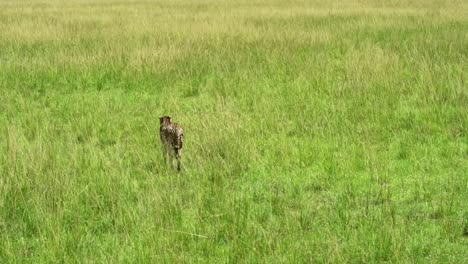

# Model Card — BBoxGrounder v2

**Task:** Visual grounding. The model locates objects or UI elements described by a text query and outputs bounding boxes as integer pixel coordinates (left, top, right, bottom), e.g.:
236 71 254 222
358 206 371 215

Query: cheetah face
159 116 172 125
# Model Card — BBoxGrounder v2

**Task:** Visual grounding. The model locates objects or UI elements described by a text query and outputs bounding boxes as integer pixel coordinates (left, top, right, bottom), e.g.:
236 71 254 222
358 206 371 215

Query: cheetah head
159 116 172 125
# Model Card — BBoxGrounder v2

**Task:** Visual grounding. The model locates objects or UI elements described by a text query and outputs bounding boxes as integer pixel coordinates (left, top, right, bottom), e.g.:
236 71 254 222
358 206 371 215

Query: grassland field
0 0 467 262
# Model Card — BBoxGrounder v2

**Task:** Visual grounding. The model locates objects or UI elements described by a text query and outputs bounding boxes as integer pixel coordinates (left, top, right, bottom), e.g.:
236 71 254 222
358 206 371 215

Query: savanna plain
0 0 467 262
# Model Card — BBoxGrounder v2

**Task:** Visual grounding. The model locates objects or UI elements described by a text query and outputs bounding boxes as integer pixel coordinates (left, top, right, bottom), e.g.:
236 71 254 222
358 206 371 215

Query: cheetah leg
162 145 171 167
163 152 169 166
161 147 167 164
176 159 181 171
175 149 182 171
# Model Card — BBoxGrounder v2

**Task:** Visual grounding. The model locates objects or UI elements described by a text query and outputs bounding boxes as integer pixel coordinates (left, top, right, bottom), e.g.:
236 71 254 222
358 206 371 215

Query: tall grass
1 0 467 262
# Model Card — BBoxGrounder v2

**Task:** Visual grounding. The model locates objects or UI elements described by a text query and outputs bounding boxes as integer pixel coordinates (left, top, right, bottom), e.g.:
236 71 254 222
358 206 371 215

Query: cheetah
159 116 184 171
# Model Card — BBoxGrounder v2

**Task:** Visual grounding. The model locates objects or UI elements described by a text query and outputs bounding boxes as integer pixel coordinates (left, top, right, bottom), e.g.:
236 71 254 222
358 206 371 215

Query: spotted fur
159 116 184 171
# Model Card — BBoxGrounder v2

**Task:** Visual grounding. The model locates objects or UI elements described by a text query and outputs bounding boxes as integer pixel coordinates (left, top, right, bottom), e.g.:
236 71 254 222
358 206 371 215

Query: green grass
1 0 467 262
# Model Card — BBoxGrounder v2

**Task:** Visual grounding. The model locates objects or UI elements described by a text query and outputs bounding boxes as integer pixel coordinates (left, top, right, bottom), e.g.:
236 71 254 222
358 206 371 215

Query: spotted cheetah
159 116 184 171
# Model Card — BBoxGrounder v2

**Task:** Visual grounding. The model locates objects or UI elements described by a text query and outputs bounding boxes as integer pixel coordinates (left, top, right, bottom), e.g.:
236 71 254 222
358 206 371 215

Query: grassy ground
1 0 467 262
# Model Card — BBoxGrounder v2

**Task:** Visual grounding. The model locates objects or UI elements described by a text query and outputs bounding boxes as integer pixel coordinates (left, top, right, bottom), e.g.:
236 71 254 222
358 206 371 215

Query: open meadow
0 0 467 262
